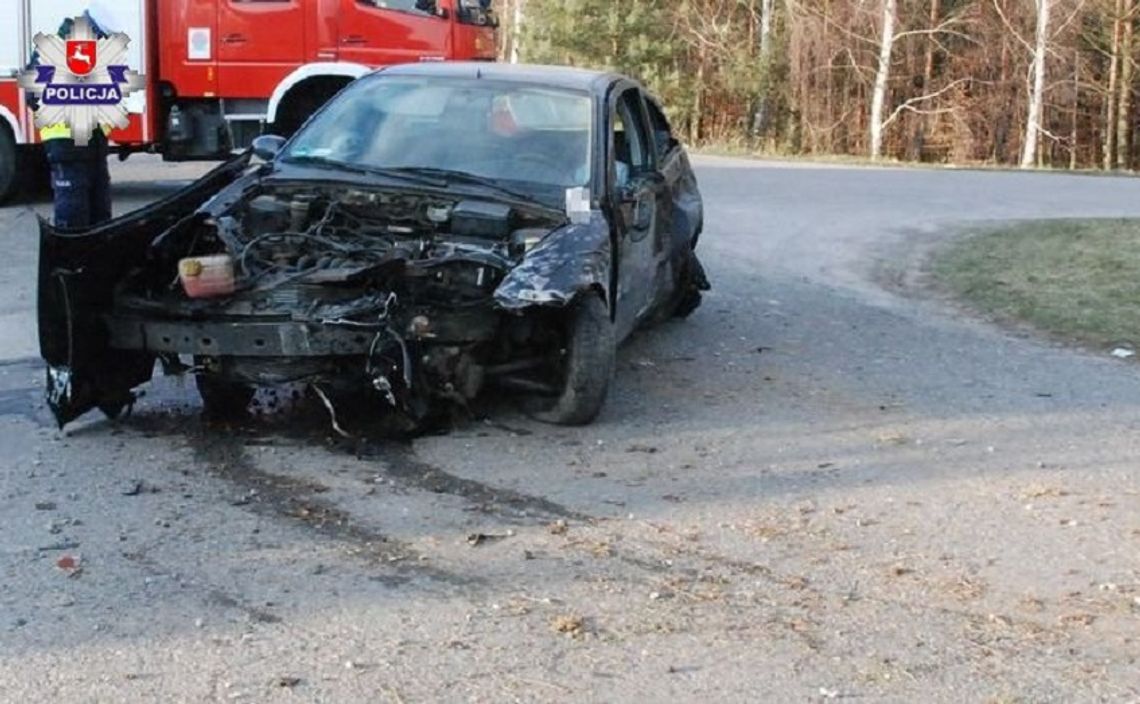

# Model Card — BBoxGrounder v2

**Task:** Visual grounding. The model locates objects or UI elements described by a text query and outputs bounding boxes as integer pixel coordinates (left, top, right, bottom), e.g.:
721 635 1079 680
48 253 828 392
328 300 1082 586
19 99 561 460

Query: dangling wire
311 384 352 439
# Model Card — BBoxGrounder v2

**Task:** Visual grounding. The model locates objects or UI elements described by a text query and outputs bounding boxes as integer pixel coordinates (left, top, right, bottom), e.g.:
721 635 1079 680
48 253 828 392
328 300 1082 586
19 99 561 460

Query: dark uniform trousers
44 130 112 230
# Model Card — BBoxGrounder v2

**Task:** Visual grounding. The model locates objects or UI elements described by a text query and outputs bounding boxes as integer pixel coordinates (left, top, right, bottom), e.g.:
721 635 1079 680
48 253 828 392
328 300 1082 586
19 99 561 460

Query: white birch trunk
752 0 775 134
869 0 897 160
1021 0 1050 168
510 0 524 64
760 0 774 60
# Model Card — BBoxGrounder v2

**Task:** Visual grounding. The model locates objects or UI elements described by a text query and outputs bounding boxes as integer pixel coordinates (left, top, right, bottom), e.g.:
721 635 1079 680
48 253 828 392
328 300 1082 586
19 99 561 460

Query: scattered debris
1111 348 1135 359
548 520 569 535
274 677 302 689
56 554 82 577
626 444 659 454
876 432 909 446
551 614 587 637
38 540 80 552
1059 613 1096 627
466 532 513 547
1021 485 1070 500
122 480 160 497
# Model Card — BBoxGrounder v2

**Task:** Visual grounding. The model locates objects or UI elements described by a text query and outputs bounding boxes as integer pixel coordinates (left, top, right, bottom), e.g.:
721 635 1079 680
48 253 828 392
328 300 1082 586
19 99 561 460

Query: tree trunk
691 51 706 144
1072 48 1080 170
751 0 776 135
870 0 898 160
1106 0 1122 169
916 0 942 160
509 0 525 64
1021 0 1050 168
1117 0 1134 168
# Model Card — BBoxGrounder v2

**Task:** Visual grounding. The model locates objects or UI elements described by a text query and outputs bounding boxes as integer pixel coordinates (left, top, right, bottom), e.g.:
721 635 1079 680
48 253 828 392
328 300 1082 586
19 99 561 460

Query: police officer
28 1 121 229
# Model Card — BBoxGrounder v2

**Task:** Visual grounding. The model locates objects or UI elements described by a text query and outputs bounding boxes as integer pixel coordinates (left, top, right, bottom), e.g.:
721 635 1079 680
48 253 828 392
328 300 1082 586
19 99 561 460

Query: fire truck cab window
357 0 436 14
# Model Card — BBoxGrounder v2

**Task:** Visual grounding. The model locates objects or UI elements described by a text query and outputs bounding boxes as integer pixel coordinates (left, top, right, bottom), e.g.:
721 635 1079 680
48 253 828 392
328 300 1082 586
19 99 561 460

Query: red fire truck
0 0 498 202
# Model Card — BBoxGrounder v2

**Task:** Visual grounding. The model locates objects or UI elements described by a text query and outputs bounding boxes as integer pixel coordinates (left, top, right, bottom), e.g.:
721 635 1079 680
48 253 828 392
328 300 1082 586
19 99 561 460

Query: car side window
612 88 651 190
645 99 677 159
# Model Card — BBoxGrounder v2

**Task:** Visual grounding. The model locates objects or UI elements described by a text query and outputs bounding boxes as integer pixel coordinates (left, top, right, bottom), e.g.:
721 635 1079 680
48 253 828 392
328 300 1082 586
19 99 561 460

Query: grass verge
932 219 1140 351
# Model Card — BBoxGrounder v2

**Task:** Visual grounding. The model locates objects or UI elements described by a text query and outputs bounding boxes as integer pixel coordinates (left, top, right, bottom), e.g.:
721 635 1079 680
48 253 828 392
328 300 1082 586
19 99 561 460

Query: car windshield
284 76 594 204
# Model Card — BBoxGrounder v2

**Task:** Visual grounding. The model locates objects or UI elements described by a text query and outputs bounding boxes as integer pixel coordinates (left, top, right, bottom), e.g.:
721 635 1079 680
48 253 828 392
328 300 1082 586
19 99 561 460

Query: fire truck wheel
0 127 16 204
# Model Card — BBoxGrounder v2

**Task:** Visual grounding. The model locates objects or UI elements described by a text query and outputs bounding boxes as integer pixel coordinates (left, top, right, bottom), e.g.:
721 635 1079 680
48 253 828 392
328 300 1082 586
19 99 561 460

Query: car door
337 0 451 66
609 85 671 340
216 0 307 96
646 96 702 250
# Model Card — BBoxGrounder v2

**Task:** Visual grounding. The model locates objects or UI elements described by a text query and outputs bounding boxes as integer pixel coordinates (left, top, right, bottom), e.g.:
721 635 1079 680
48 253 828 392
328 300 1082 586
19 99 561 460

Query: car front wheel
533 293 615 426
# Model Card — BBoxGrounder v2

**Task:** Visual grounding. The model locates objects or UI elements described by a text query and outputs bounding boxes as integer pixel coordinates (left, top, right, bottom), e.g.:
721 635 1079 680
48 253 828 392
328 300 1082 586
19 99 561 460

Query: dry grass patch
934 219 1140 350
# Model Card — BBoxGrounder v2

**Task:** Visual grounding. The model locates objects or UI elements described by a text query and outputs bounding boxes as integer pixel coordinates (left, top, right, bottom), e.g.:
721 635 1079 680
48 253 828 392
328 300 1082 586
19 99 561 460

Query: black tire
670 251 710 319
534 293 616 426
0 127 16 204
195 374 256 420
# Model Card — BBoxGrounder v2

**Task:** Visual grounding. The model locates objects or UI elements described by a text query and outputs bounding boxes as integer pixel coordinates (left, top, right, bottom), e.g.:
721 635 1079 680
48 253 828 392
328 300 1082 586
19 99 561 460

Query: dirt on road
1 157 1138 703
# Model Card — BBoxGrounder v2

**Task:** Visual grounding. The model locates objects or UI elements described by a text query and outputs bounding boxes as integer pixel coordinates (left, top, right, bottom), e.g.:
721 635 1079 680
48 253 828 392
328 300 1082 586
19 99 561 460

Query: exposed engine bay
105 182 573 427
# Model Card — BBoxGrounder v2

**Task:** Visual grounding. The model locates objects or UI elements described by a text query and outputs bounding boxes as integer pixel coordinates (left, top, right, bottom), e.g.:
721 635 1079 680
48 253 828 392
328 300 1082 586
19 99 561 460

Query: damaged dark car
38 63 709 430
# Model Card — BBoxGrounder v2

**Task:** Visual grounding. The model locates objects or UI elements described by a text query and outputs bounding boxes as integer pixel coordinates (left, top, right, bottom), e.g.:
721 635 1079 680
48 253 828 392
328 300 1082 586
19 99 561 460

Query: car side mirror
252 134 286 162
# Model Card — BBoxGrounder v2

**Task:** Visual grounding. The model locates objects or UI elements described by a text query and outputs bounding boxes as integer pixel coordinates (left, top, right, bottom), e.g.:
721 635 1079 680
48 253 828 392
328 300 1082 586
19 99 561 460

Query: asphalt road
2 156 1139 703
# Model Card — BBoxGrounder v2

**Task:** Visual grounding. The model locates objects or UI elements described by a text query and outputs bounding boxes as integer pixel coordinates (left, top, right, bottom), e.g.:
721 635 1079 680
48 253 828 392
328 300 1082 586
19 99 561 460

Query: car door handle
222 33 247 44
342 35 368 45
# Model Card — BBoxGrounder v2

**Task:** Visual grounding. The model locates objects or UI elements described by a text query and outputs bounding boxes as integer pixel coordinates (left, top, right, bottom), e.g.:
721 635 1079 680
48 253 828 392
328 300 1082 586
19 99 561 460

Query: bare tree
525 0 1128 169
1116 0 1134 166
751 0 777 135
1021 0 1050 167
1104 0 1122 168
511 0 526 64
869 0 898 159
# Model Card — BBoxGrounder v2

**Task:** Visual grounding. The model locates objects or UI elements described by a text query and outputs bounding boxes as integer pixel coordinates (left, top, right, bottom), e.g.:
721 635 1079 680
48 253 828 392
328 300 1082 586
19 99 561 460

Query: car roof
373 62 627 93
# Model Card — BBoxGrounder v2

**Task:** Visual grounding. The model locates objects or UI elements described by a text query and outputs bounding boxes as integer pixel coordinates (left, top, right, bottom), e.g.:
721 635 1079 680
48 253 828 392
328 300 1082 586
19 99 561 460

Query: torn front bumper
38 156 252 427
